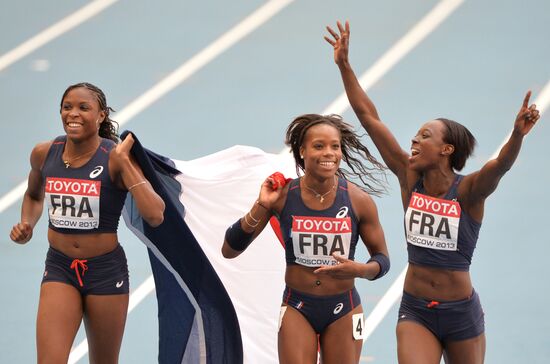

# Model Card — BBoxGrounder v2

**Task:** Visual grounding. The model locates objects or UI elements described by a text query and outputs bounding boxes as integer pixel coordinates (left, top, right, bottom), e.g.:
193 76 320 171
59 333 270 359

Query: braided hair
285 114 387 195
60 82 119 142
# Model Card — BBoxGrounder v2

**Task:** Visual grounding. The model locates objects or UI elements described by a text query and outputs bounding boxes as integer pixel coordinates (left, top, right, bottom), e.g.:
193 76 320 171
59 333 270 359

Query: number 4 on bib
352 313 365 340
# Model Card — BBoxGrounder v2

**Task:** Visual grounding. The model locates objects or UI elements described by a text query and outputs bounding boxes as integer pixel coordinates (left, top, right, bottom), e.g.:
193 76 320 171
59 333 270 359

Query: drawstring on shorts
70 259 88 287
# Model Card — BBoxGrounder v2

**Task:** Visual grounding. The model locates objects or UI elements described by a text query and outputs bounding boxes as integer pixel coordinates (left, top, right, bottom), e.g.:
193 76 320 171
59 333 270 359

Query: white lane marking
0 0 119 72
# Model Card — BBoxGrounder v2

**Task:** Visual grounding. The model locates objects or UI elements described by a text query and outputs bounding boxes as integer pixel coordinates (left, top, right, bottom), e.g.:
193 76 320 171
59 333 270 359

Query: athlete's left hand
313 253 364 279
112 132 134 165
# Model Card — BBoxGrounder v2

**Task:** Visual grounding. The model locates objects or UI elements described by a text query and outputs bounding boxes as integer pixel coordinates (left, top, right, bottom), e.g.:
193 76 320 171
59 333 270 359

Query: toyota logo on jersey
405 192 460 251
291 216 352 267
45 177 101 230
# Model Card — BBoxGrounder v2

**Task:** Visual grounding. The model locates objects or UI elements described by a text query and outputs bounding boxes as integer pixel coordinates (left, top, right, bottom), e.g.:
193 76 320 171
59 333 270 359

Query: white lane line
0 0 119 73
324 0 465 115
0 0 296 215
67 1 295 362
115 0 295 126
489 81 550 160
0 181 27 214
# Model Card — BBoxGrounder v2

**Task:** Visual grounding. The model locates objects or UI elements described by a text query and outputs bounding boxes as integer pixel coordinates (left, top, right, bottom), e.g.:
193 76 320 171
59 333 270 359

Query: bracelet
243 213 259 228
128 180 147 191
256 200 269 211
248 209 261 223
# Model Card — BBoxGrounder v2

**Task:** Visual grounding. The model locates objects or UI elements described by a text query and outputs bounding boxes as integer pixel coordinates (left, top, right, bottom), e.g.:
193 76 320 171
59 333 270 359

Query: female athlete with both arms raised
222 113 391 364
325 20 541 364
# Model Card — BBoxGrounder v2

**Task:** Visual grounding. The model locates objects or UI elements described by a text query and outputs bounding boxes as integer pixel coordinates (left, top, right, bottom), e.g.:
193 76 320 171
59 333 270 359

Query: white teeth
411 149 420 156
320 161 335 167
67 122 81 127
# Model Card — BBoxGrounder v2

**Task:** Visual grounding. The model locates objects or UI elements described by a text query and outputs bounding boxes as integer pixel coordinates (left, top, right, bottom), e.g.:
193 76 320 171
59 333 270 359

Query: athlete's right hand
10 222 33 244
324 20 350 66
258 174 286 210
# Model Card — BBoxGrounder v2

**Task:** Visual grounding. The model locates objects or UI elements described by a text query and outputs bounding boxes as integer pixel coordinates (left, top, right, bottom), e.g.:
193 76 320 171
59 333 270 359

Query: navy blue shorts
42 244 129 296
398 290 485 342
282 286 361 334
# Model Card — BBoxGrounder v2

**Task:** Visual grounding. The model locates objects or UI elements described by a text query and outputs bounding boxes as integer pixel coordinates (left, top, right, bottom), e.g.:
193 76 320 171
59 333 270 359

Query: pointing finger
522 91 531 109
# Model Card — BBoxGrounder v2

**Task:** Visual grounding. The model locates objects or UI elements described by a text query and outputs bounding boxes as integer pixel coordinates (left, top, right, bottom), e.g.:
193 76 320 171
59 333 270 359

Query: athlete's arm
10 142 50 244
222 175 285 259
462 91 540 219
110 133 165 227
326 21 412 184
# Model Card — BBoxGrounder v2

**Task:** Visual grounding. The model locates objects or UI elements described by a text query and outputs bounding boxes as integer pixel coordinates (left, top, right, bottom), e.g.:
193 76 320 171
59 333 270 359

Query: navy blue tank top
404 175 481 271
42 136 127 234
278 177 360 267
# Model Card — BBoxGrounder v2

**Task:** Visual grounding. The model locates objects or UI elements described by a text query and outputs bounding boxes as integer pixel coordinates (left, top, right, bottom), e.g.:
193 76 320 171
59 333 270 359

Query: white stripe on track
67 1 295 362
0 0 119 73
0 0 295 215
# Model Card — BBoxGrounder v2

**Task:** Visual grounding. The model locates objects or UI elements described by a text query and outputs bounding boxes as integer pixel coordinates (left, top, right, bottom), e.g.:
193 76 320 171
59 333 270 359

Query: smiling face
409 119 454 171
60 87 105 143
300 123 342 179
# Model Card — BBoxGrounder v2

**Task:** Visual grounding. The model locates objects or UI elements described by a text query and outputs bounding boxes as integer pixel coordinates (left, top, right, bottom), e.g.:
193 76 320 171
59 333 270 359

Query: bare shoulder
30 140 54 170
346 180 377 221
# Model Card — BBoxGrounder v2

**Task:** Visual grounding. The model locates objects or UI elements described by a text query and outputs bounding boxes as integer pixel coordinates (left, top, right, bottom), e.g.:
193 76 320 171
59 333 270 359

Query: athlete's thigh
320 305 363 364
278 305 318 364
37 282 83 364
397 321 443 364
83 293 129 364
443 334 485 364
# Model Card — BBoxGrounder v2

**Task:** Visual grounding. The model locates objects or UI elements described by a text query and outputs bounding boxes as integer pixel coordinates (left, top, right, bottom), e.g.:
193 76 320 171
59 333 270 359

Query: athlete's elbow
221 243 239 259
144 208 165 227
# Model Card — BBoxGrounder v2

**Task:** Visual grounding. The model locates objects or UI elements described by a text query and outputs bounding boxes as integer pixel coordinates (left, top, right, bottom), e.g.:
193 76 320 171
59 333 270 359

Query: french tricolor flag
121 131 296 363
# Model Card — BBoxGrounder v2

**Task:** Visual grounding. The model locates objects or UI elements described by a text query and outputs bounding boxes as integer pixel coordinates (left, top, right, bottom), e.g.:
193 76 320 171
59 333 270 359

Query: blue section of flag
122 130 243 364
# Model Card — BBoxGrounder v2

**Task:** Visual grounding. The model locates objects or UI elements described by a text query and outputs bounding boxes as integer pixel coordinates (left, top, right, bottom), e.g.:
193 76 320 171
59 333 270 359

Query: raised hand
514 91 541 136
257 173 286 210
113 132 135 163
324 20 350 66
10 222 33 244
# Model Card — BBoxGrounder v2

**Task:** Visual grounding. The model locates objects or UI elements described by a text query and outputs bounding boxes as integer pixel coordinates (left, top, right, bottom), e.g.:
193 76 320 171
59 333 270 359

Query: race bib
405 192 460 251
291 216 352 267
45 177 101 230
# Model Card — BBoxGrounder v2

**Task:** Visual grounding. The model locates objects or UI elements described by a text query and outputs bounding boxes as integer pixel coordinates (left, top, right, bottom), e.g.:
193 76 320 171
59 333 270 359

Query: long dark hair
437 118 477 171
285 114 387 195
60 82 119 142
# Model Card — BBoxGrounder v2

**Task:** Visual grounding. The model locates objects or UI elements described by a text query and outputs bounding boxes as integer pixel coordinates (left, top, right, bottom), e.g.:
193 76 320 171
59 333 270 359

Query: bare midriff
48 229 119 258
285 265 354 296
405 263 473 301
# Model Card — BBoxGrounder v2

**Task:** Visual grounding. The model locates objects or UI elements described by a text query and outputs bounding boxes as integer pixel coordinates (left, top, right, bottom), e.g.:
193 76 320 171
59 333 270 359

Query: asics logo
89 166 103 179
333 302 344 314
116 281 124 288
336 206 348 218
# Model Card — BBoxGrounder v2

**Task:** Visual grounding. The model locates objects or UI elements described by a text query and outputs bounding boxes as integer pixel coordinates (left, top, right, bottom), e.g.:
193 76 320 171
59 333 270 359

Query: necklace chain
302 176 337 203
63 147 97 168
